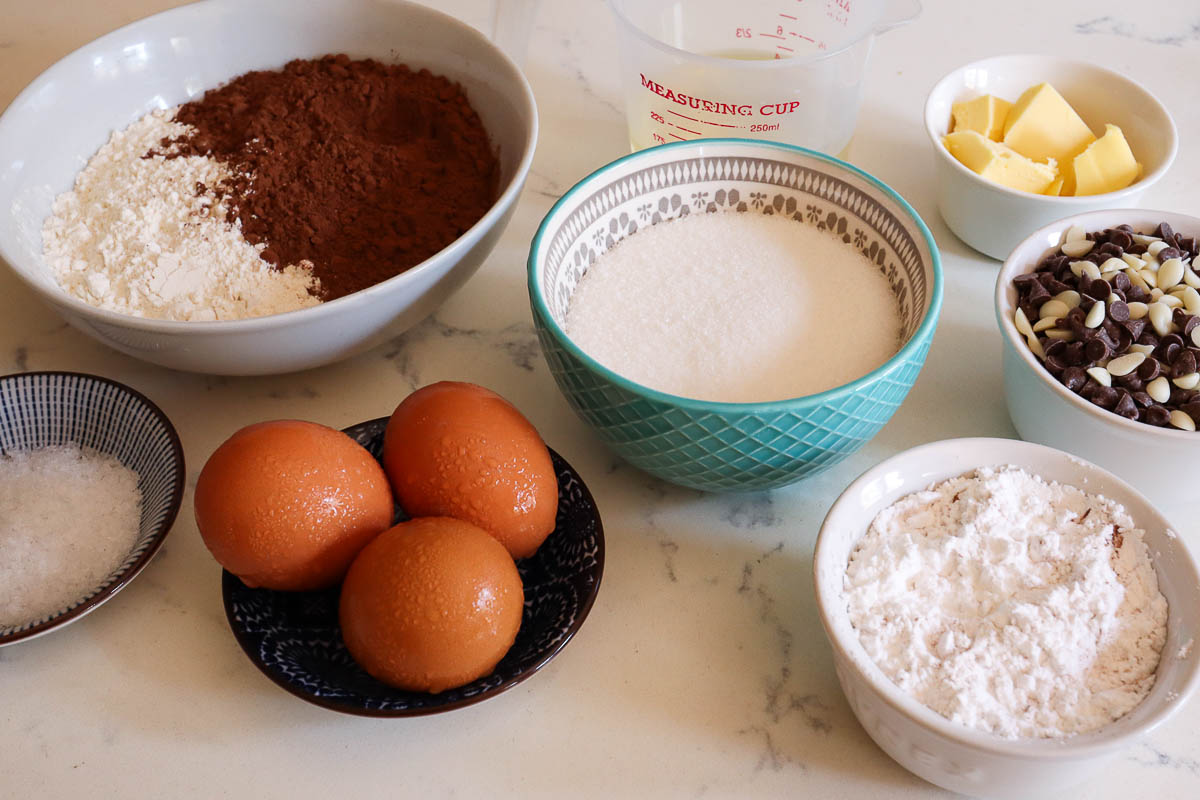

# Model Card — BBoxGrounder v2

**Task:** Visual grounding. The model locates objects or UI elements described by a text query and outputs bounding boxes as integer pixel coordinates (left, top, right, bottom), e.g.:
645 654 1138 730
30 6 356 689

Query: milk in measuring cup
608 0 920 155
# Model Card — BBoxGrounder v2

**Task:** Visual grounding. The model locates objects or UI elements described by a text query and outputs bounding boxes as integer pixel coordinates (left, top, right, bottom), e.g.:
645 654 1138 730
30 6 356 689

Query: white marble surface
2 0 1199 797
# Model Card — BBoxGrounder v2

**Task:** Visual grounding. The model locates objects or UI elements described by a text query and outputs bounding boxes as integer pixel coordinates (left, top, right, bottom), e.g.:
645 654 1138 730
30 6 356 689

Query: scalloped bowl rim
527 137 944 414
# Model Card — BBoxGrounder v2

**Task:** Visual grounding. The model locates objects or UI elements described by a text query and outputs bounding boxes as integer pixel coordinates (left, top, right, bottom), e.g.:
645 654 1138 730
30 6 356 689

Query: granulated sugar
42 110 321 321
0 445 142 629
845 466 1168 739
563 211 902 403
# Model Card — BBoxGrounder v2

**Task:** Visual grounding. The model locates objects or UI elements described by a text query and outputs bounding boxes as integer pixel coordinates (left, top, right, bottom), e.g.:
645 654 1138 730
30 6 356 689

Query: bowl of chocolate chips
0 0 537 374
996 210 1200 509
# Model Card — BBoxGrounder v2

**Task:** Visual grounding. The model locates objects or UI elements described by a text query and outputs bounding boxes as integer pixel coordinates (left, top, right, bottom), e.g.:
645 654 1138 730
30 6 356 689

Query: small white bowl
924 55 1177 260
996 209 1200 511
0 0 537 375
814 437 1200 798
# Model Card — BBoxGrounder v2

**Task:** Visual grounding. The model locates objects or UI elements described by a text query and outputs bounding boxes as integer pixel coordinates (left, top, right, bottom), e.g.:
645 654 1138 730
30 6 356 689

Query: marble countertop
2 0 1199 797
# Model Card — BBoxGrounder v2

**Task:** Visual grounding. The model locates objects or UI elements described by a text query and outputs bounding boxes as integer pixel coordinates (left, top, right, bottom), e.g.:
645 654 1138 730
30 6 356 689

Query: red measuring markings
667 109 741 130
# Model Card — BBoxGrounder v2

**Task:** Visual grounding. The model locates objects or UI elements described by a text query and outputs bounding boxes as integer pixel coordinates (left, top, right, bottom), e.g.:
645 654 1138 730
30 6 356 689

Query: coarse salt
0 445 143 629
845 465 1168 739
564 211 903 403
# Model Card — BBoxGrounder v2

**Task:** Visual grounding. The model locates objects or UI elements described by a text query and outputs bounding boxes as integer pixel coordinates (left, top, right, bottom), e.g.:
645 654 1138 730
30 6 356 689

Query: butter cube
943 130 1059 194
1072 124 1142 196
951 95 1012 141
1044 175 1066 196
1002 83 1096 167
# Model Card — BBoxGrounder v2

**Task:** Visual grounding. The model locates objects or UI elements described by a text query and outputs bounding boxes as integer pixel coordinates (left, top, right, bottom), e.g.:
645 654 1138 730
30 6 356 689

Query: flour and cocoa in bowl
43 55 499 321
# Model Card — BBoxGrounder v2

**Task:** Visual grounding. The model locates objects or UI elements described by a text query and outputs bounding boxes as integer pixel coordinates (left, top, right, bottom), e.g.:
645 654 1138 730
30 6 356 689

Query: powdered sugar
42 109 321 321
845 465 1168 739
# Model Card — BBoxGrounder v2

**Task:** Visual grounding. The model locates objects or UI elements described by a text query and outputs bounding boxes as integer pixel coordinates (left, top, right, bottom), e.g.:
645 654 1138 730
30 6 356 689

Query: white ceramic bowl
996 209 1200 511
0 0 537 375
814 437 1200 799
924 55 1176 260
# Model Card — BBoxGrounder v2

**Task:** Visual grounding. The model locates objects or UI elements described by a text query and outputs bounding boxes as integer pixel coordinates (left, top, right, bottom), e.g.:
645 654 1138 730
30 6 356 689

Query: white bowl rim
0 0 539 334
994 208 1200 443
814 436 1200 758
923 54 1178 205
526 136 944 413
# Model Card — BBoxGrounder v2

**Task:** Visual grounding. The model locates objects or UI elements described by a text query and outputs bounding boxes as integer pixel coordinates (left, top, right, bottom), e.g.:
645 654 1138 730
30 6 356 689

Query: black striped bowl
0 371 184 646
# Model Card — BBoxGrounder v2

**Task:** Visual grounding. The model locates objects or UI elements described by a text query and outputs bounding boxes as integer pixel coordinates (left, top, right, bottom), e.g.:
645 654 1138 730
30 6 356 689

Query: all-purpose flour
42 109 320 321
845 465 1168 739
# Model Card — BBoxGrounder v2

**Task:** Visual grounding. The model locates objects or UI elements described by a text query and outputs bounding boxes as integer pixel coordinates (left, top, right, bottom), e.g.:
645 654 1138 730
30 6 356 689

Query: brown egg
338 516 524 693
382 381 557 559
194 420 394 591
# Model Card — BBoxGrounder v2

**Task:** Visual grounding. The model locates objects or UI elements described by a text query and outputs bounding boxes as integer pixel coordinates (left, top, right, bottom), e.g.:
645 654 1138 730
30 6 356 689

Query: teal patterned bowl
528 139 942 492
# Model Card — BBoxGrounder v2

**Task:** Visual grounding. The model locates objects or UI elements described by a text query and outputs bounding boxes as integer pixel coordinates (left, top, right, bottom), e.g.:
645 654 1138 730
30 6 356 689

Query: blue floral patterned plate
222 417 604 716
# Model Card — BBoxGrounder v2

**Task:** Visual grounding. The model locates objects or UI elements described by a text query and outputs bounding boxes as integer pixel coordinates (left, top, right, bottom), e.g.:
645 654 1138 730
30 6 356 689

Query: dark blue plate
222 417 604 716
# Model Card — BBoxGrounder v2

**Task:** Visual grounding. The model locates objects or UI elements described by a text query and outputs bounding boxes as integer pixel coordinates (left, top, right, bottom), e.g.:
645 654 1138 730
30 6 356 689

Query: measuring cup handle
491 0 541 68
875 0 922 34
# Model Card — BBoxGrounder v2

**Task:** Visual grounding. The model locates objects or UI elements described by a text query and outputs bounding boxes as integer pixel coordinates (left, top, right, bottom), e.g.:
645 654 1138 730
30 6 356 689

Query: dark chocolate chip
1062 367 1087 392
1085 338 1110 363
1122 318 1147 340
1157 222 1175 242
1144 405 1171 426
1111 230 1134 251
1137 358 1161 381
1126 285 1149 304
1112 272 1132 294
1044 355 1067 376
1117 373 1145 392
1090 386 1119 409
1108 300 1130 322
1174 349 1197 376
1132 391 1155 408
1160 342 1182 365
1158 246 1183 262
1113 390 1139 418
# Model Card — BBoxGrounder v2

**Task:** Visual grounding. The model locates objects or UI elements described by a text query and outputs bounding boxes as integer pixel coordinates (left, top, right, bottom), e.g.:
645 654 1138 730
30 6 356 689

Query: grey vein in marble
1076 16 1200 46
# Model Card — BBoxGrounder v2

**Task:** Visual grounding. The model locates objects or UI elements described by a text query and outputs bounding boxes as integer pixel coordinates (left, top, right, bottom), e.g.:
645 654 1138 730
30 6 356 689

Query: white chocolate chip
1148 302 1174 337
1147 376 1171 403
1150 287 1165 301
1122 253 1147 270
1160 294 1184 309
1173 373 1200 390
1064 224 1088 243
1082 261 1102 281
1140 269 1159 288
1062 239 1094 258
1086 367 1113 387
1132 233 1162 246
1040 299 1070 320
1192 326 1200 348
1033 317 1059 332
1014 307 1034 337
1127 301 1149 320
1158 258 1185 290
1053 290 1082 309
1107 352 1146 376
1184 267 1200 289
1084 301 1106 329
1026 332 1046 360
1169 409 1196 432
1148 240 1170 258
1180 287 1200 315
1099 257 1127 275
1130 343 1155 355
1125 268 1150 292
1044 329 1075 341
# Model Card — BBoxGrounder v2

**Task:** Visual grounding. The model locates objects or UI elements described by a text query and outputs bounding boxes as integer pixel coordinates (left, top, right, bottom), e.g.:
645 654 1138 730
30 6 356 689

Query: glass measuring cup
608 0 920 155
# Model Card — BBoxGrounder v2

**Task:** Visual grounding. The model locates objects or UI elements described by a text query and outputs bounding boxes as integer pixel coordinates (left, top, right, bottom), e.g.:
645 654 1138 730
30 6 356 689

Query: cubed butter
1072 123 1142 196
951 95 1012 141
943 130 1059 194
1044 175 1065 196
1002 83 1096 166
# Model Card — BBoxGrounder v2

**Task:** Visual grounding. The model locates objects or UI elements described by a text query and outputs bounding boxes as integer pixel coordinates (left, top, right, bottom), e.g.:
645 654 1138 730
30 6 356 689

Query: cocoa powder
161 54 499 300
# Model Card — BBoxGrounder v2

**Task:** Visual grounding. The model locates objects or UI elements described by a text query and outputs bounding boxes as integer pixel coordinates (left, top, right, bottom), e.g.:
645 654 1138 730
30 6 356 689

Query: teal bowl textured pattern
529 139 943 492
